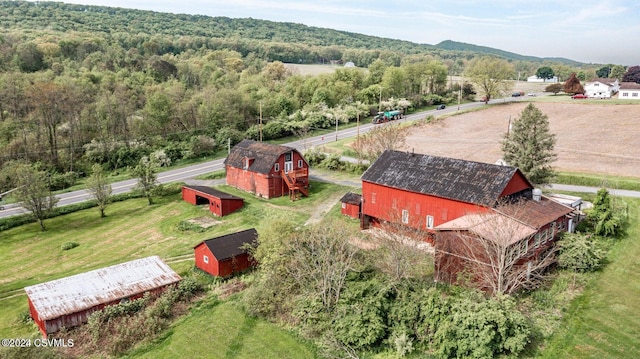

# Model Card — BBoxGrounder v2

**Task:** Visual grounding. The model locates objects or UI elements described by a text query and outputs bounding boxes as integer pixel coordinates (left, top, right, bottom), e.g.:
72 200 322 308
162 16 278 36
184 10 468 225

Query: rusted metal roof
223 139 299 174
435 213 537 245
24 256 181 320
183 185 243 200
495 196 574 229
361 150 531 207
340 192 362 205
196 228 258 261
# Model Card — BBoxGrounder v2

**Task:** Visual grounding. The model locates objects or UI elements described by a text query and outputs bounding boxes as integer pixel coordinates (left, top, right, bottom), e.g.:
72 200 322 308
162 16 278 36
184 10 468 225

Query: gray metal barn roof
24 256 181 320
223 139 298 174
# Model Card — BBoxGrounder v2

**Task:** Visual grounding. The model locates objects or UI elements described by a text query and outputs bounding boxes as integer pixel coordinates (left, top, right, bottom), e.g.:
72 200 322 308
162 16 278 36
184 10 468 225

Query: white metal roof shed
24 256 181 320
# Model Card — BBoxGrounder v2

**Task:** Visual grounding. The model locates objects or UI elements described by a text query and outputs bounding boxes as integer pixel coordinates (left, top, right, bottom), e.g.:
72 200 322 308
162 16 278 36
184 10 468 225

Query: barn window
285 152 292 162
341 202 346 209
274 163 280 172
371 192 376 204
298 159 303 168
426 215 434 229
203 255 209 264
243 158 250 170
402 210 409 224
534 232 543 247
550 222 557 238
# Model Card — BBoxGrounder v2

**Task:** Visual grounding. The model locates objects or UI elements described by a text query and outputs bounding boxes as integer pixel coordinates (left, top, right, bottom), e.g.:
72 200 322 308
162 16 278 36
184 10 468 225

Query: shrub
557 233 607 272
61 241 79 251
303 148 327 166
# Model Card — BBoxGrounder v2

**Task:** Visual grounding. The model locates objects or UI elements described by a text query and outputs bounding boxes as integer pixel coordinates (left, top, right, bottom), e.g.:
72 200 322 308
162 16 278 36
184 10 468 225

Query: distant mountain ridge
0 1 583 65
434 40 581 65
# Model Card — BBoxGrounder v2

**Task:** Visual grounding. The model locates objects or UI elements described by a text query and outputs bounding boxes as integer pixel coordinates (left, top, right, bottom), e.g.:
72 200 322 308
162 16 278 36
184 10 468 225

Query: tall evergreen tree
501 103 556 185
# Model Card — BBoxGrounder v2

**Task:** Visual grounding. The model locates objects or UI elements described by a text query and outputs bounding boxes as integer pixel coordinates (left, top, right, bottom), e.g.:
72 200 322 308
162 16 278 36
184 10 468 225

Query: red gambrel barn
24 256 181 338
340 192 362 219
224 139 309 200
181 185 244 216
194 228 257 277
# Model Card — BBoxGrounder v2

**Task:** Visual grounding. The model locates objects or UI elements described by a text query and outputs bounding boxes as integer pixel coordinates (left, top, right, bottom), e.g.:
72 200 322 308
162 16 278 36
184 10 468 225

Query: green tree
536 66 555 80
14 165 58 231
595 66 611 78
587 188 624 237
381 67 407 99
86 163 112 218
545 83 563 94
610 65 626 80
466 57 514 103
501 103 556 185
132 156 159 205
557 232 606 272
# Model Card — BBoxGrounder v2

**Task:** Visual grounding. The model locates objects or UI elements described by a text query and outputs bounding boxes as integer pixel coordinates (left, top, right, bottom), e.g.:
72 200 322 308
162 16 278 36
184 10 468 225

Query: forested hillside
0 1 593 194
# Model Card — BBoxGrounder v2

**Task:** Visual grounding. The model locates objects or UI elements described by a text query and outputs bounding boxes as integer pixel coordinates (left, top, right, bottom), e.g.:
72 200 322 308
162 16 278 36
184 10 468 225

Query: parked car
572 94 588 99
436 104 446 110
511 92 521 97
527 92 536 96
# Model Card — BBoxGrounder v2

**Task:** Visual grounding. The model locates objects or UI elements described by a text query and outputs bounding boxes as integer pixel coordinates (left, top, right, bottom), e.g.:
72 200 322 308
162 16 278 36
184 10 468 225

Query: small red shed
182 185 244 217
194 228 258 277
24 256 181 338
340 192 362 219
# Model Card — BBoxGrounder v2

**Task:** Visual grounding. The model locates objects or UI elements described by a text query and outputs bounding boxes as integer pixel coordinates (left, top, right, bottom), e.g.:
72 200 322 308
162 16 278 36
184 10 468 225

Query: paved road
3 93 637 219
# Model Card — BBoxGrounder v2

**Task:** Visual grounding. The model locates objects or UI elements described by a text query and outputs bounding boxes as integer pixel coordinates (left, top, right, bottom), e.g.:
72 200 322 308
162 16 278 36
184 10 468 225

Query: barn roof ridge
361 150 530 207
224 139 299 174
197 228 258 260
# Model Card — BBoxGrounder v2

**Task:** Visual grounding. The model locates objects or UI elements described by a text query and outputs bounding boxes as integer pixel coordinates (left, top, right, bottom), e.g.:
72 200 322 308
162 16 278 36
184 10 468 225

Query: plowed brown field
402 102 640 177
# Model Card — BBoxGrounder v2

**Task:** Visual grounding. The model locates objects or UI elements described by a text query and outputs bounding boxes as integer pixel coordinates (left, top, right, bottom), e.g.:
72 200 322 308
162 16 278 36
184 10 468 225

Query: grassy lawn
555 171 640 191
541 197 640 358
0 180 351 340
131 296 317 359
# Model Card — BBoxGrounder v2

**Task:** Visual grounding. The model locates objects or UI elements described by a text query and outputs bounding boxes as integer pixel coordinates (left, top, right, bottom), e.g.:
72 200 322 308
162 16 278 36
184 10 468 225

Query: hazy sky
57 0 639 65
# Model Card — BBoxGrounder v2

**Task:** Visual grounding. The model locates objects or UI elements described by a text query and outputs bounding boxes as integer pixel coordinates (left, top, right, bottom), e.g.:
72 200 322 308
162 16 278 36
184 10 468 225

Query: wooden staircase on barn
281 168 309 200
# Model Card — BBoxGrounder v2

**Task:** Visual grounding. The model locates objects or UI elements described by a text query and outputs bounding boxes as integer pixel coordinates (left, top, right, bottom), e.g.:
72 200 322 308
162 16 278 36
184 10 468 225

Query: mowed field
403 101 640 178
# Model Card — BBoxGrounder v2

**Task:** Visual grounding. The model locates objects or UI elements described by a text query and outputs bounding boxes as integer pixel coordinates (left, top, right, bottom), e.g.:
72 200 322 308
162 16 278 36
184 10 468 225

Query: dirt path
402 102 640 177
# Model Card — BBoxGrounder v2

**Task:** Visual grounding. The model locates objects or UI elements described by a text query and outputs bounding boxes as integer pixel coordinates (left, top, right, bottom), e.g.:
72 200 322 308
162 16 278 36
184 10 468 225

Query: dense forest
0 1 598 192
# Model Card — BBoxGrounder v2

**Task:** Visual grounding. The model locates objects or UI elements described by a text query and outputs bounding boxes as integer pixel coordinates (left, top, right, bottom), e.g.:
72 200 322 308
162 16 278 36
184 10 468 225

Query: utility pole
378 85 383 112
335 117 339 142
228 138 231 154
356 112 361 165
259 101 263 142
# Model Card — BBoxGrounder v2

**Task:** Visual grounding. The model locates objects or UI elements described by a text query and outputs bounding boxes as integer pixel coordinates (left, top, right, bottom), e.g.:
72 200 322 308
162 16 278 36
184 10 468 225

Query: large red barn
194 228 257 277
360 150 533 239
224 139 309 200
24 256 181 338
181 185 244 216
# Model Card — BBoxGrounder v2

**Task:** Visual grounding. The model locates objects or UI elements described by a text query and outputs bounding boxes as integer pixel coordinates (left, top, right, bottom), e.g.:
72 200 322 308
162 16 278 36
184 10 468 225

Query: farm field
403 101 640 178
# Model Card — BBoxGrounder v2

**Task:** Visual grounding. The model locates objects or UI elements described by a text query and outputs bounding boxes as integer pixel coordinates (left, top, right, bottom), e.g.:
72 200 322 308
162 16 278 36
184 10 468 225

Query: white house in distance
527 75 558 83
584 78 619 98
618 82 640 100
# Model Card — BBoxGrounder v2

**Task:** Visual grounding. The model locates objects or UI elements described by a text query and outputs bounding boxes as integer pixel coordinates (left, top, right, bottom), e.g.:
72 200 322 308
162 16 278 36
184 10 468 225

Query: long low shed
24 256 181 338
182 185 244 217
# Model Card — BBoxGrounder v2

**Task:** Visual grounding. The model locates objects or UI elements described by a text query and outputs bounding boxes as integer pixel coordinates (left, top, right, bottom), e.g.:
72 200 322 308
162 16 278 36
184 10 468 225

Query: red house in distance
181 185 244 217
194 228 258 277
224 139 309 200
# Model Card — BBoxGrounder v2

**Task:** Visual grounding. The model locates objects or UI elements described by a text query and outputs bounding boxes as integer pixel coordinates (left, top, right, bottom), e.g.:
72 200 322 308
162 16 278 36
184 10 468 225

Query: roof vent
532 188 542 202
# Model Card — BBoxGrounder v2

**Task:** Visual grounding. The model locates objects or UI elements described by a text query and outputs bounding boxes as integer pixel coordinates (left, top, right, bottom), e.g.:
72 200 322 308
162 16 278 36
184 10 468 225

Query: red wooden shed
24 256 181 338
194 228 258 277
340 192 362 219
182 185 244 217
224 139 309 200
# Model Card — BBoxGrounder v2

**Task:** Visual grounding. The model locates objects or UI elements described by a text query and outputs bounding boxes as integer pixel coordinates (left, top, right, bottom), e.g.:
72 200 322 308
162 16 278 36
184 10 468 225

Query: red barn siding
341 202 360 219
182 186 243 216
499 172 531 197
362 181 490 232
226 151 308 199
194 243 253 277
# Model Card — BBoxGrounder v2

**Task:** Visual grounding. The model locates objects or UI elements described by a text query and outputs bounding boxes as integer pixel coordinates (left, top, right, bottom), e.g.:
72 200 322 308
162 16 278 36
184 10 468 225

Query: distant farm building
340 192 362 219
181 185 244 217
224 139 309 200
24 256 181 338
527 75 558 83
619 82 640 99
194 228 258 277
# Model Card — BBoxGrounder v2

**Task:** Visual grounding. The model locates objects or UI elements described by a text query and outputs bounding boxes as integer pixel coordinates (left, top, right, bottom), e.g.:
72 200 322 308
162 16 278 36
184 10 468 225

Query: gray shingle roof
361 150 531 207
183 185 243 200
223 139 296 174
340 192 362 205
198 228 258 261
